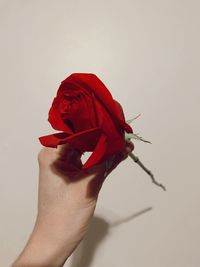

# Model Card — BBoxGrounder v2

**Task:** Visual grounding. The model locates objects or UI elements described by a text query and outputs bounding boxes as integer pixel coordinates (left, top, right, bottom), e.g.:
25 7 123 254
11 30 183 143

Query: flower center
59 99 73 114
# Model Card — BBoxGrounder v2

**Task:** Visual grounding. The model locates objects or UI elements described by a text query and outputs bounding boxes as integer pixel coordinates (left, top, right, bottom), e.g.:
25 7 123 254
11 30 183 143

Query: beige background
0 0 200 266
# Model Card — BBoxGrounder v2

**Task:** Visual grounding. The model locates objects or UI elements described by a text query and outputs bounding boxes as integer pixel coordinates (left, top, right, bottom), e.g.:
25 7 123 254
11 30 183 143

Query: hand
12 141 134 267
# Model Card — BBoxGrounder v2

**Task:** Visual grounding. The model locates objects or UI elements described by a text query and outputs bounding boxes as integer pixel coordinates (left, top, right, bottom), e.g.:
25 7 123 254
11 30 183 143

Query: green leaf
125 132 152 144
126 113 141 124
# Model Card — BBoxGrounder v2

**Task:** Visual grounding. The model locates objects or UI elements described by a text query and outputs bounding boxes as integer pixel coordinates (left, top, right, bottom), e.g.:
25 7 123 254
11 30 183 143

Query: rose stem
128 152 166 191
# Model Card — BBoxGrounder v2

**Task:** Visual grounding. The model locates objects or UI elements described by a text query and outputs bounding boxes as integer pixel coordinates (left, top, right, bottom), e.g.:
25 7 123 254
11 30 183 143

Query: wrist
12 222 71 267
12 209 90 267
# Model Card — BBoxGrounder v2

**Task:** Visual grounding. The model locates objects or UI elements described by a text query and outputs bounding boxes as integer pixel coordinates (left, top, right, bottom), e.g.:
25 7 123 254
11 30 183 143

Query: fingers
125 140 134 154
56 143 82 157
55 143 83 169
54 140 134 177
56 140 133 165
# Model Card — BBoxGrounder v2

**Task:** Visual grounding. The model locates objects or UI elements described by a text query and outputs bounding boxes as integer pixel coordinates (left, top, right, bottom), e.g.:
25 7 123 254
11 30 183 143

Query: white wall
0 1 200 266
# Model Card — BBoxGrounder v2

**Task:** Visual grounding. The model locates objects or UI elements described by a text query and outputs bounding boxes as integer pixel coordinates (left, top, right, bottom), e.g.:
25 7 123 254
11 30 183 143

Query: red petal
48 97 74 134
82 133 108 169
61 73 133 133
92 94 126 153
113 100 133 133
38 127 102 151
39 132 70 147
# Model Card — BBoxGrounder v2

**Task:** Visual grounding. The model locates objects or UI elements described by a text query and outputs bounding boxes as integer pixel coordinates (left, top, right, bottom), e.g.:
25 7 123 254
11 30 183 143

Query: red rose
39 73 133 169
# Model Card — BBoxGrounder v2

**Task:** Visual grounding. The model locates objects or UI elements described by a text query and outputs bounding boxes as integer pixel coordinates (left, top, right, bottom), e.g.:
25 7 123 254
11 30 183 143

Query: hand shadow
69 207 152 267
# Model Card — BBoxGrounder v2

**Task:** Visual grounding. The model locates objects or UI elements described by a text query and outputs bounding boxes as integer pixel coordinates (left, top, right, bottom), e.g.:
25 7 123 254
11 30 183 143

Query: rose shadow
68 207 152 267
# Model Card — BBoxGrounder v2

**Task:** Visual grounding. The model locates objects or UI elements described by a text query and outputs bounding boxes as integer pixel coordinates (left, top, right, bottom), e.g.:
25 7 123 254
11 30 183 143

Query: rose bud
39 73 133 170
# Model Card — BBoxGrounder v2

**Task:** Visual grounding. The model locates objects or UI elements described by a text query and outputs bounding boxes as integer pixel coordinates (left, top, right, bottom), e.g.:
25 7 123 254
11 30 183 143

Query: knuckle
37 147 55 166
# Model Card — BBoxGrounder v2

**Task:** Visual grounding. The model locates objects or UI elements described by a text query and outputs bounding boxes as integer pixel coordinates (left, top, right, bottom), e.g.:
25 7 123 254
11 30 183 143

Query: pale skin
12 141 134 267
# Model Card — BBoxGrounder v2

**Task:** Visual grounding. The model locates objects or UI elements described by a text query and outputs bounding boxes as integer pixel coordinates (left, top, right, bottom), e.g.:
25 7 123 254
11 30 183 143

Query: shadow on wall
70 207 152 267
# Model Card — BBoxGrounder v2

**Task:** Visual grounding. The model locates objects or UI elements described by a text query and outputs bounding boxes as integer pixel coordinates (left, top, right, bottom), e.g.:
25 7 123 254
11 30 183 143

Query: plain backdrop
0 1 200 266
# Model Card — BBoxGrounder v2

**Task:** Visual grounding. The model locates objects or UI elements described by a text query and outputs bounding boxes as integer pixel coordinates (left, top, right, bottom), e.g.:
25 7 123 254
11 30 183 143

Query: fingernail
126 144 134 153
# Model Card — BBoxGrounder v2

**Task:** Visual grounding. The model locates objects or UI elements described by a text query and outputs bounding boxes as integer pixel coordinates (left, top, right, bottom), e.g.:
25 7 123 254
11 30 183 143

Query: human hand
12 141 134 267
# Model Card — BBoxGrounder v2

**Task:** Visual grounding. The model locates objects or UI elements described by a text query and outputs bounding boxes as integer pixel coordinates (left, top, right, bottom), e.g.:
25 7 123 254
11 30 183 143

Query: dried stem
128 152 166 191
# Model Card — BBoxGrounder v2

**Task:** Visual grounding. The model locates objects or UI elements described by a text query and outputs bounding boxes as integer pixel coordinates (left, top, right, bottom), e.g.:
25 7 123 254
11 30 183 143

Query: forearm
12 218 78 267
12 226 67 267
12 202 96 267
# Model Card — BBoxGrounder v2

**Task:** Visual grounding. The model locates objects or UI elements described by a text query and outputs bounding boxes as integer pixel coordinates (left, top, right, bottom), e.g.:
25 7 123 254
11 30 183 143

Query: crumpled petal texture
39 73 133 169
